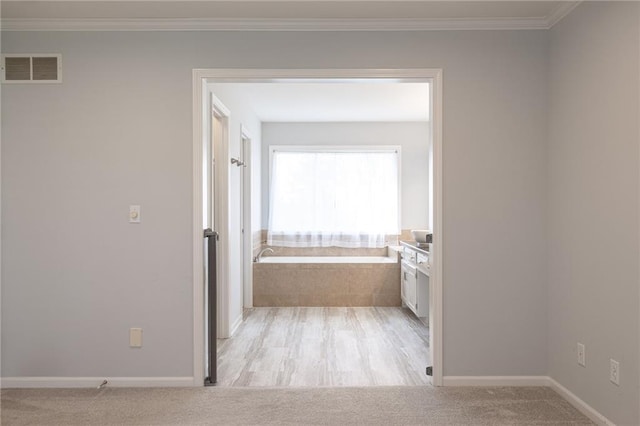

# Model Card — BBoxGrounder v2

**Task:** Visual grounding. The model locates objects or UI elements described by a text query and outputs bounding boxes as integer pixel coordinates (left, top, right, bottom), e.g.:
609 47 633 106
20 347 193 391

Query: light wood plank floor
216 307 430 387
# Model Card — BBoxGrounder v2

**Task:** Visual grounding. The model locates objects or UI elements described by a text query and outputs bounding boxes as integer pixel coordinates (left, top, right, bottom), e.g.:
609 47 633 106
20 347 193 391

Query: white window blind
268 147 400 248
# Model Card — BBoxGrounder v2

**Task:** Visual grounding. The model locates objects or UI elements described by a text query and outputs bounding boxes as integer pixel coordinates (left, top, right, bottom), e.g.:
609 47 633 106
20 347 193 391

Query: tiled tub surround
253 254 401 307
251 230 416 307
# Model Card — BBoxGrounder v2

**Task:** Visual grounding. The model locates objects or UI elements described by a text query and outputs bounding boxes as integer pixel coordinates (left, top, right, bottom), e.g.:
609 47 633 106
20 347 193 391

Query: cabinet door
401 262 417 311
416 271 430 318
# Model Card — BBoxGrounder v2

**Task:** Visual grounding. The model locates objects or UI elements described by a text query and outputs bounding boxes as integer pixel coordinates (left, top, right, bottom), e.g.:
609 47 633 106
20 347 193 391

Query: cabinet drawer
416 253 430 275
401 248 417 263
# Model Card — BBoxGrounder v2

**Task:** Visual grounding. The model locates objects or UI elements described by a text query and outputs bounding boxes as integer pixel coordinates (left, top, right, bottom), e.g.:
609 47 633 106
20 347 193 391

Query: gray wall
548 3 639 424
261 122 430 231
1 29 548 378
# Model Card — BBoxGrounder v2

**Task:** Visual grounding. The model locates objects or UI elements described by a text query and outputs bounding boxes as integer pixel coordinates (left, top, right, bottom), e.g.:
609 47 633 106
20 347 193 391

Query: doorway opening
193 69 443 388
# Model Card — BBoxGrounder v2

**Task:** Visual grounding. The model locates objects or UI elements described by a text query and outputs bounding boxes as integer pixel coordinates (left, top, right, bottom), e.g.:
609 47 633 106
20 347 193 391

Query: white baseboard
547 377 615 426
442 376 614 426
230 314 243 336
1 376 195 389
442 375 549 386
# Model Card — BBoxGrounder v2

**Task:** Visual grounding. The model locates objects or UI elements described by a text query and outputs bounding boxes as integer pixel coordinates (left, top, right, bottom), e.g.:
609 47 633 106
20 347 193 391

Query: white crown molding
0 16 556 32
0 1 582 32
546 1 581 28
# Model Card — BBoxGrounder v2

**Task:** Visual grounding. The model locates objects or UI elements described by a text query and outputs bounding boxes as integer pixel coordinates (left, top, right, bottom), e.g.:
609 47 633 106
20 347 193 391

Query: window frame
268 144 402 235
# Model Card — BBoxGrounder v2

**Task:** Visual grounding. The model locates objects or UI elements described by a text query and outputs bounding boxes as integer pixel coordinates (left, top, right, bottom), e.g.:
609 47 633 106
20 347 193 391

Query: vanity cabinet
400 243 430 319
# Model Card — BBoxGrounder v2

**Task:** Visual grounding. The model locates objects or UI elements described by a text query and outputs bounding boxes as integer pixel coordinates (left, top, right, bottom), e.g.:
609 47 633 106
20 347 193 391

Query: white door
241 130 253 308
211 110 224 336
202 105 221 382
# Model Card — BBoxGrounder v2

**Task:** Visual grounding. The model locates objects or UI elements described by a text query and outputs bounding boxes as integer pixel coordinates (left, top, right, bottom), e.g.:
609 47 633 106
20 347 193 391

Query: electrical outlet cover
577 343 585 367
609 359 620 386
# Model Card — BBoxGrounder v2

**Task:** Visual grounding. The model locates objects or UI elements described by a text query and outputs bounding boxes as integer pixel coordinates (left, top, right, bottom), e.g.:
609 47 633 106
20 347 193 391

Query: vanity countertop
400 240 430 256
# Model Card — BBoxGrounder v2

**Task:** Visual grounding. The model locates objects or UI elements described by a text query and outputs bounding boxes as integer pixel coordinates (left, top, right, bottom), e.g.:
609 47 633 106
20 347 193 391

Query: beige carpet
1 386 593 425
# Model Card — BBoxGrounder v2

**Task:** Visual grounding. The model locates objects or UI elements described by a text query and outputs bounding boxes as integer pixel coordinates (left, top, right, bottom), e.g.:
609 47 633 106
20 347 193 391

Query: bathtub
257 256 396 264
253 255 400 307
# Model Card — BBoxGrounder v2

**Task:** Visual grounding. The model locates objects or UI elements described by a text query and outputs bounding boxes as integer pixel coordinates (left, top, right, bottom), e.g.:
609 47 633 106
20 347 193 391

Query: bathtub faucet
254 247 275 262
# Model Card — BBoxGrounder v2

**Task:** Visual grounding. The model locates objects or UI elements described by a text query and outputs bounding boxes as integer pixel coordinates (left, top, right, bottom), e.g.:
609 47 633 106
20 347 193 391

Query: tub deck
257 256 396 264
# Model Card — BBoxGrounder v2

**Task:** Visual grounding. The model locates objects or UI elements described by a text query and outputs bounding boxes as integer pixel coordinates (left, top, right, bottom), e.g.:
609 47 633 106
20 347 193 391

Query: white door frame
210 94 231 340
192 68 444 387
193 86 232 384
240 125 253 309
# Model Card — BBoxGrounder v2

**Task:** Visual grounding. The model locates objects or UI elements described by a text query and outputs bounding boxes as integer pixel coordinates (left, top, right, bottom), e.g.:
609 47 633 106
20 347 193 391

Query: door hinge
426 366 433 376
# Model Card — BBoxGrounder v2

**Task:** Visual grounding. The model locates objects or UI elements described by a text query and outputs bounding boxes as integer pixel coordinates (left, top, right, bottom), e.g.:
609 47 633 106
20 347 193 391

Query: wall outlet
609 359 620 386
130 328 143 348
577 343 585 367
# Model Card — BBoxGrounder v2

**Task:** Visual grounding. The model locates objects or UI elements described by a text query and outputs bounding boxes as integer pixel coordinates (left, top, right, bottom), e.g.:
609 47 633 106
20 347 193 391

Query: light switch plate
129 205 141 223
130 328 143 348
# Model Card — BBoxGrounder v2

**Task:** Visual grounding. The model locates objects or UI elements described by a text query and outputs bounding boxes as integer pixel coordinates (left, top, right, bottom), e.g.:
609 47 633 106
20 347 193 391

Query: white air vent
1 54 62 83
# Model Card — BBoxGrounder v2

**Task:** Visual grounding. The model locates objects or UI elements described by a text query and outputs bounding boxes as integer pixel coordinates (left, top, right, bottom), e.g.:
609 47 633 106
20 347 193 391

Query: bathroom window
268 146 400 248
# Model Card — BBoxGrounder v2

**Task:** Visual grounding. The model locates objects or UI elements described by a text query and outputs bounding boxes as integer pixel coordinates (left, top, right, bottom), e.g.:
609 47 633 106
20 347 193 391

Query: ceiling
210 82 430 122
1 1 581 31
